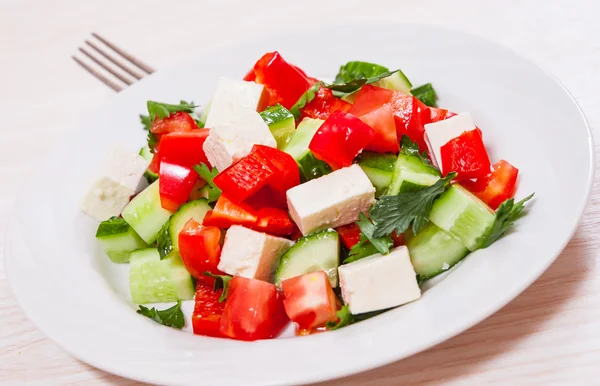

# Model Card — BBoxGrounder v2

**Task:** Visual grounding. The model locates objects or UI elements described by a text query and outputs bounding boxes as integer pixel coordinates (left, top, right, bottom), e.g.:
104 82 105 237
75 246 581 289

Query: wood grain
1 0 599 385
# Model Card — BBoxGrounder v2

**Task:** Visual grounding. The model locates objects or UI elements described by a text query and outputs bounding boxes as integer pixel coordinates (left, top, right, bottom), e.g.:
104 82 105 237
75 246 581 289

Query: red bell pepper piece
308 110 375 170
391 93 432 152
300 87 352 121
157 129 211 168
429 107 449 123
252 145 300 196
336 223 362 249
158 161 198 212
220 276 289 341
203 195 258 229
252 207 294 236
150 111 197 134
462 160 519 209
192 281 226 338
243 51 314 109
179 219 224 285
440 129 491 180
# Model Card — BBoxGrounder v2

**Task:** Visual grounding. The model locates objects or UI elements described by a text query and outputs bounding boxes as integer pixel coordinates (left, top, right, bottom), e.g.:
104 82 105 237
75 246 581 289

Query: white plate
5 23 594 386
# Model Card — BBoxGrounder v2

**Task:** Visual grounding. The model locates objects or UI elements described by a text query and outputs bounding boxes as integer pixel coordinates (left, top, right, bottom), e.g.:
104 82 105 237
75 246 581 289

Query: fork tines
72 33 154 92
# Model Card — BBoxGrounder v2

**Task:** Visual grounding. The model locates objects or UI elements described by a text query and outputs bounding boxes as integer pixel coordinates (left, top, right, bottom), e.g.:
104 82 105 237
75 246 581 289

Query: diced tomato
244 51 313 109
308 110 375 169
150 111 197 134
148 152 160 174
179 219 224 285
429 107 448 123
391 93 432 152
462 160 519 209
204 195 258 228
300 87 352 121
440 129 491 180
336 223 362 249
158 161 197 212
252 207 294 236
157 129 211 168
192 281 225 338
282 271 338 331
391 231 405 247
349 84 395 116
290 224 303 242
220 276 289 341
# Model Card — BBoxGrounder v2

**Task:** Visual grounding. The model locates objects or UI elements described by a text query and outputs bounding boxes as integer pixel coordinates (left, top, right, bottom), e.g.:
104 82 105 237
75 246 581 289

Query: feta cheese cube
204 77 267 128
424 112 476 169
81 146 149 221
286 164 376 235
218 226 294 281
338 246 421 314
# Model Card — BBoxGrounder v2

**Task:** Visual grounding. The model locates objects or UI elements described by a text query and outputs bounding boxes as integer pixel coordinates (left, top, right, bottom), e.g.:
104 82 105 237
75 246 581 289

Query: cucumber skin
122 180 173 244
138 147 158 183
129 248 194 304
297 152 332 182
356 152 397 172
283 118 323 161
360 165 393 197
260 105 295 149
168 199 211 252
387 153 440 196
374 70 413 95
274 230 340 288
96 227 148 264
405 222 469 280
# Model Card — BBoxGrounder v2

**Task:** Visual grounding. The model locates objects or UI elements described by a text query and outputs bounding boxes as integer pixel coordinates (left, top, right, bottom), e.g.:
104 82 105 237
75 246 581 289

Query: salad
82 51 533 340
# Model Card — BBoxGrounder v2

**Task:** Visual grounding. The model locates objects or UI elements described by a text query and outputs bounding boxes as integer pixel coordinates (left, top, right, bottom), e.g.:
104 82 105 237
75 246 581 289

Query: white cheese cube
218 226 294 281
424 112 476 169
81 146 149 221
286 164 376 235
204 77 267 128
338 246 421 314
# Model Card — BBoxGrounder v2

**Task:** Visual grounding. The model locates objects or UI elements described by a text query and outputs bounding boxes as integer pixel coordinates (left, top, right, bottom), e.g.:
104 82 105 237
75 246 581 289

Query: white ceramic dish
5 23 594 386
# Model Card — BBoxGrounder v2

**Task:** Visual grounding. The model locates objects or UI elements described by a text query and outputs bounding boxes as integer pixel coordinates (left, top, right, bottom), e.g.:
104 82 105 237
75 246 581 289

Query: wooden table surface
1 0 599 384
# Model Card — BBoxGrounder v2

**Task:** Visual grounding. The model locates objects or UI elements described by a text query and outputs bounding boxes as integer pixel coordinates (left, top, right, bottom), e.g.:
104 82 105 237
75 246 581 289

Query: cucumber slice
429 184 495 251
283 118 331 181
373 70 413 95
168 199 211 252
95 217 148 263
405 222 469 280
260 104 295 149
129 248 195 304
274 229 340 288
197 99 211 128
357 152 396 197
387 154 441 195
139 146 158 183
122 180 173 244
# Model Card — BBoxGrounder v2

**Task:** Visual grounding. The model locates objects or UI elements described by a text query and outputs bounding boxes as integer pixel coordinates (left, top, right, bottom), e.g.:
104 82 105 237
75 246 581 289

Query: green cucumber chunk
139 146 158 183
122 180 173 244
129 248 195 304
387 153 441 195
411 83 438 107
283 117 331 181
95 217 148 263
168 199 211 252
405 222 469 280
429 185 495 251
260 104 296 149
274 229 340 288
373 70 413 95
357 152 397 197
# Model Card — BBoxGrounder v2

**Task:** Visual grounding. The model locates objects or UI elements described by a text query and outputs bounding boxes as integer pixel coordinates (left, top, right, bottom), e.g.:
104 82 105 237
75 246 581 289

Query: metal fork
72 33 155 92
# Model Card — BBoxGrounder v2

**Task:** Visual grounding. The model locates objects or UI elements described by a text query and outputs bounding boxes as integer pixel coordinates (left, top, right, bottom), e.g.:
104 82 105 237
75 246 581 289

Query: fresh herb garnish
346 238 380 263
370 173 457 237
147 100 196 120
204 272 232 302
411 83 438 107
481 194 535 248
140 114 152 131
193 163 222 204
326 70 399 97
290 81 321 120
156 222 173 259
399 135 435 167
95 216 129 237
346 213 393 263
326 305 354 330
147 131 158 151
137 301 185 329
334 61 390 84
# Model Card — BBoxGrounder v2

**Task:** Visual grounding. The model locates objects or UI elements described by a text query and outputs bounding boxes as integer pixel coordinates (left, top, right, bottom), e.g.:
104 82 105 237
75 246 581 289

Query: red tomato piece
282 271 338 331
349 84 395 116
150 111 197 134
192 281 225 338
391 231 405 247
440 129 491 180
158 161 198 212
308 110 375 169
290 224 303 242
244 51 313 109
252 207 294 236
220 276 289 341
462 160 519 209
336 223 362 249
390 93 432 152
179 219 224 285
158 129 211 168
204 195 258 228
429 107 449 123
148 152 160 174
300 87 352 121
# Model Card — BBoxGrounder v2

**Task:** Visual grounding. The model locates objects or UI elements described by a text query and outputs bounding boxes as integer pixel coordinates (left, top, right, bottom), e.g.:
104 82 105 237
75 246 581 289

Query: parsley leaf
137 301 185 329
147 100 196 120
399 135 435 168
481 193 535 248
325 70 399 97
204 272 232 302
140 114 152 131
346 237 380 263
95 216 129 237
370 173 457 238
326 305 355 330
156 221 173 260
193 163 222 204
147 131 158 151
334 61 390 84
290 81 321 120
